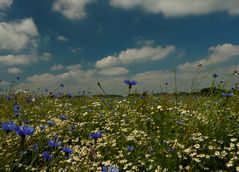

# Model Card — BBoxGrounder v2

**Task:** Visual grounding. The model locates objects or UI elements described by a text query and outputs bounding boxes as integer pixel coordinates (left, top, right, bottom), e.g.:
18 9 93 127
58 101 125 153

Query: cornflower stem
97 82 107 95
97 82 113 110
128 85 132 96
49 85 62 96
174 68 178 106
128 88 131 96
18 136 25 152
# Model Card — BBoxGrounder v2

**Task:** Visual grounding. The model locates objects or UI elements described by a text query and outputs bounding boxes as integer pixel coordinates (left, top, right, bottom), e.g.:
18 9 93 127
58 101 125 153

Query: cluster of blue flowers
42 151 54 161
127 145 134 151
102 165 119 172
48 138 63 148
43 137 73 161
222 92 234 97
89 131 103 139
1 121 34 137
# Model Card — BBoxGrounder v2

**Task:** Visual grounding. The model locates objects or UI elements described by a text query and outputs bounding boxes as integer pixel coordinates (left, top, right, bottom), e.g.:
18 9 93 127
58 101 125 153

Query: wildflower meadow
0 75 239 172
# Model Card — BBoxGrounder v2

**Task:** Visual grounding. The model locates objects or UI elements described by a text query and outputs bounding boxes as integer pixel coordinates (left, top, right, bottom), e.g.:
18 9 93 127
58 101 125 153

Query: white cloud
98 67 129 76
20 65 97 92
179 43 239 71
66 64 81 71
27 72 70 83
52 0 97 20
110 0 239 17
95 56 120 68
57 35 68 42
71 47 81 53
0 0 13 10
0 54 36 65
8 67 22 74
0 18 39 51
95 45 175 68
40 52 53 61
50 64 64 71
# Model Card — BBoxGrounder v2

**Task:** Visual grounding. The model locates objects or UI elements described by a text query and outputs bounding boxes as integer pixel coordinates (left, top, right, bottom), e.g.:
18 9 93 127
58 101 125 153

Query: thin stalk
174 68 178 106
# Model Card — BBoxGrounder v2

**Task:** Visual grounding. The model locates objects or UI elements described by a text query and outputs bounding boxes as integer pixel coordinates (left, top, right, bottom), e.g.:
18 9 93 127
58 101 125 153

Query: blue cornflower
124 80 137 95
127 145 134 151
32 143 38 152
108 165 119 172
13 104 21 113
47 120 55 127
48 139 62 148
124 80 137 86
62 147 73 154
212 73 218 78
89 131 102 139
102 165 107 172
6 96 11 101
15 126 34 137
60 83 64 88
42 151 53 161
222 92 234 97
13 104 21 117
59 115 67 120
14 113 21 117
1 121 16 132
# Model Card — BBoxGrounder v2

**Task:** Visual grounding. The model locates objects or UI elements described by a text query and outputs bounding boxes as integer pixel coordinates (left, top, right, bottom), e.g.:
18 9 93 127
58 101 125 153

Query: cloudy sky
0 0 238 94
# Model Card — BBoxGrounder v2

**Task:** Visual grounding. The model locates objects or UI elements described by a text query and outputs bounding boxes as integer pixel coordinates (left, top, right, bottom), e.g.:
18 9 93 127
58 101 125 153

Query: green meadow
0 86 239 171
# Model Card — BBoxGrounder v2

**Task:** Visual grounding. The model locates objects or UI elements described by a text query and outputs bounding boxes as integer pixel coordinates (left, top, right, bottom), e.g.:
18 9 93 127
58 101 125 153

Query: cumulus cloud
95 56 120 69
57 35 68 42
0 54 36 65
179 43 239 71
66 64 81 71
110 0 239 17
50 64 64 71
0 52 53 66
0 18 39 51
98 67 129 76
27 72 70 83
52 0 97 20
8 67 22 74
95 45 175 68
0 0 13 10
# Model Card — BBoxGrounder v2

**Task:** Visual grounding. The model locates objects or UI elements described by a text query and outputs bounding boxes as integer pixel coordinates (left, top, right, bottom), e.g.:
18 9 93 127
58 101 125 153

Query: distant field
0 93 239 171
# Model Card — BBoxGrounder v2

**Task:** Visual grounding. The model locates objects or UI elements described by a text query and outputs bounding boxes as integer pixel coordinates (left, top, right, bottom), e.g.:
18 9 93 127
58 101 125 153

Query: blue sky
0 0 239 94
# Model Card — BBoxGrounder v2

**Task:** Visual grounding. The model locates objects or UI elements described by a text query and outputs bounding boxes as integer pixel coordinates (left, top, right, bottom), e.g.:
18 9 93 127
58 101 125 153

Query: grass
0 87 239 171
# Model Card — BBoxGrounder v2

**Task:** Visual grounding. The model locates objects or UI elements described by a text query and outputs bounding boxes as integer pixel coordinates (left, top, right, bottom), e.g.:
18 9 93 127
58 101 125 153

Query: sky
0 0 239 95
